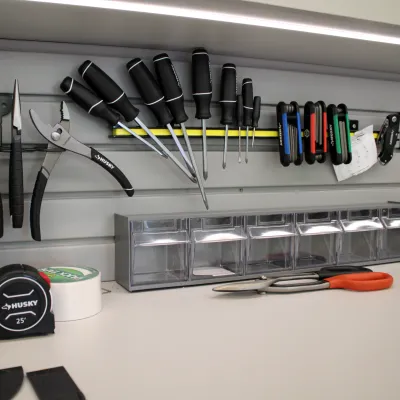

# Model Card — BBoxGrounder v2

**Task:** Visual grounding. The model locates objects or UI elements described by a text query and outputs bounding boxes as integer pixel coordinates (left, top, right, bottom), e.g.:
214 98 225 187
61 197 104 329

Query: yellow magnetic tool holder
112 128 379 139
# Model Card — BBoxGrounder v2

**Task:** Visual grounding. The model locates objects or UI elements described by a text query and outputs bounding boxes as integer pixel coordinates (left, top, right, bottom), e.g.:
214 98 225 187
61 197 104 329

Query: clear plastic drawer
246 213 295 274
379 207 400 260
339 209 383 264
190 217 246 279
130 219 189 285
296 211 342 269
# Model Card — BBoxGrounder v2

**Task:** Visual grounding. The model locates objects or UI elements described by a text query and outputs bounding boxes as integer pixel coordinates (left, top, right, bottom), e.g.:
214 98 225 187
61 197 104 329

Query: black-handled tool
220 63 237 169
60 76 163 157
192 48 212 180
153 53 209 210
252 96 261 147
9 80 24 229
29 101 134 241
126 58 196 181
78 61 167 158
377 114 400 165
236 95 243 163
242 78 253 164
0 94 12 238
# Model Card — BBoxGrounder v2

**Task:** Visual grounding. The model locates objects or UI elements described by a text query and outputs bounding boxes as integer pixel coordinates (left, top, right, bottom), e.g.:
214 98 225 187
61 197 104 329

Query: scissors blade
213 280 270 292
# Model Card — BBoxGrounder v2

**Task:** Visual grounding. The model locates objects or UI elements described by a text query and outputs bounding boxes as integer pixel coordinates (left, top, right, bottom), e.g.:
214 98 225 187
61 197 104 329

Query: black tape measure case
0 264 55 340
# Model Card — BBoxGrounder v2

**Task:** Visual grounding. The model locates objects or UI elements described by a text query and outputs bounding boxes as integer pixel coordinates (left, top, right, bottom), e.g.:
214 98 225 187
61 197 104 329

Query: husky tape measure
0 264 55 340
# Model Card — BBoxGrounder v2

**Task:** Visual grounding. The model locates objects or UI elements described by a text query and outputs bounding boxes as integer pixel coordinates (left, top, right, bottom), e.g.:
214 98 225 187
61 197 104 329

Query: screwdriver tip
203 172 208 181
222 163 226 169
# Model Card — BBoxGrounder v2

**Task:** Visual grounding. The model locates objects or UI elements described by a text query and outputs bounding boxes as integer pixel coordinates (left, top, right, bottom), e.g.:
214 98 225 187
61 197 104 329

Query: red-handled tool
213 266 393 293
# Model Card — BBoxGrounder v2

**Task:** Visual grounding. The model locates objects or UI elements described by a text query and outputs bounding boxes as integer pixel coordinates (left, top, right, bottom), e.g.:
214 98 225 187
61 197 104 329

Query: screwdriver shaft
245 127 249 163
181 123 209 209
252 128 255 147
166 123 196 177
223 125 228 169
238 127 242 163
201 119 208 181
117 122 166 158
135 117 196 183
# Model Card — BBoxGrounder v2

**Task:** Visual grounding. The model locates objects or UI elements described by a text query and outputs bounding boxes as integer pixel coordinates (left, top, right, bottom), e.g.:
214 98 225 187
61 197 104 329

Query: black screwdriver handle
236 95 243 128
252 96 261 128
153 53 188 124
242 78 253 127
220 63 236 125
78 61 139 122
192 48 212 120
126 58 172 126
60 77 120 126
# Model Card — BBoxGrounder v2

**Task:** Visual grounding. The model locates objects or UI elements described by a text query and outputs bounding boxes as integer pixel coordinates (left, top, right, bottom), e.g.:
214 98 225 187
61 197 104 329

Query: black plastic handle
220 63 236 125
236 95 243 128
153 53 188 124
90 148 134 197
78 60 140 123
252 96 261 128
192 48 212 120
9 139 24 228
60 77 120 126
317 266 372 280
242 78 253 127
30 168 48 241
0 194 3 238
126 58 172 126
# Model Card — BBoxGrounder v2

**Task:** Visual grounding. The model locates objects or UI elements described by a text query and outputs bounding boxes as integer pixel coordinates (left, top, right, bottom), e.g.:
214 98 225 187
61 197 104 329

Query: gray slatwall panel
0 241 115 281
1 187 400 243
0 45 398 280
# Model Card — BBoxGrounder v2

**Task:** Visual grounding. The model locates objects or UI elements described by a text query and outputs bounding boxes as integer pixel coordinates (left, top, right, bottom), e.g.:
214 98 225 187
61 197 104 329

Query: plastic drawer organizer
115 207 397 292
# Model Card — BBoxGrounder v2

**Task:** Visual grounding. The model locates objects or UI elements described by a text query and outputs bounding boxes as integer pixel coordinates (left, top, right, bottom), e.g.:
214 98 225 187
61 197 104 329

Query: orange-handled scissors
213 267 393 294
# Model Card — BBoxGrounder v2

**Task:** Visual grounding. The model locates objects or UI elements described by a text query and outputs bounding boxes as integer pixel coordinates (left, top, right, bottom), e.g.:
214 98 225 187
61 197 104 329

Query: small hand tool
213 266 393 294
236 94 243 163
126 58 196 181
220 63 237 169
0 93 13 238
276 101 303 166
9 80 24 229
327 103 352 165
252 96 261 147
78 60 167 158
304 101 327 164
192 48 212 181
29 102 134 241
153 53 209 210
242 78 253 163
377 113 400 165
60 77 163 158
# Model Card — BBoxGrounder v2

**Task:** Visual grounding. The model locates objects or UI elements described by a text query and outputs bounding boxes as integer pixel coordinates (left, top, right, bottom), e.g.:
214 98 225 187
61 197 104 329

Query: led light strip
26 0 400 45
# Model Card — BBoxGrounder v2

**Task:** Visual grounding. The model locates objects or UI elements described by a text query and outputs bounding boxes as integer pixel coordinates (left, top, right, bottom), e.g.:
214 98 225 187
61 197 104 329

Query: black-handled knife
9 79 24 229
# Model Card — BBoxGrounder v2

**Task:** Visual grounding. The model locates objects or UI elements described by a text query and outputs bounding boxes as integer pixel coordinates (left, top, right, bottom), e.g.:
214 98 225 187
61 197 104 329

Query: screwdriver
236 95 243 163
78 61 167 159
60 78 162 157
126 58 196 181
220 63 237 169
252 96 261 147
153 53 209 210
192 48 212 181
242 78 253 163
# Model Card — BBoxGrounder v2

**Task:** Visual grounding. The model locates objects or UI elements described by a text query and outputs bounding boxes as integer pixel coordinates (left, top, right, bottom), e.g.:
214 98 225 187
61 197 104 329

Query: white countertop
2 264 400 400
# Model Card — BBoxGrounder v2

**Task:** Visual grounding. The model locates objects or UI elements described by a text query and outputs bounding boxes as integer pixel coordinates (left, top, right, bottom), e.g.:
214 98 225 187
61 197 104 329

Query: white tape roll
39 266 102 322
